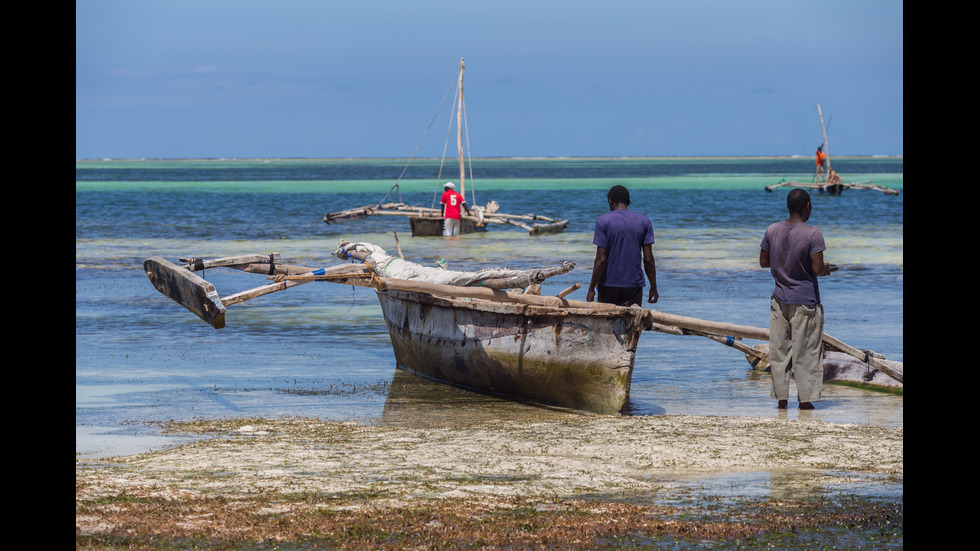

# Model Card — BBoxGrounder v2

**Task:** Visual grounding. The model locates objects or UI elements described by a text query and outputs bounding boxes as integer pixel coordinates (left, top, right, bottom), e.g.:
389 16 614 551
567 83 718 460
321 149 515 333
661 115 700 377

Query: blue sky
76 1 903 159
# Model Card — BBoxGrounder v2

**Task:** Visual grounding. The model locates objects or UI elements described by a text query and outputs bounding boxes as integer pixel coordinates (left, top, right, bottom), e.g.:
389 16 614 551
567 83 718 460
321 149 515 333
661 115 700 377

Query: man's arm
642 243 658 303
759 249 770 268
810 251 831 276
586 246 608 302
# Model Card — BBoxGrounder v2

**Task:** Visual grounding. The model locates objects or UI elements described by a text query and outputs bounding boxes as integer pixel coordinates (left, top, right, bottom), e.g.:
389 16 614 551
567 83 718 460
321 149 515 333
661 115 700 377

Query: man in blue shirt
587 185 658 306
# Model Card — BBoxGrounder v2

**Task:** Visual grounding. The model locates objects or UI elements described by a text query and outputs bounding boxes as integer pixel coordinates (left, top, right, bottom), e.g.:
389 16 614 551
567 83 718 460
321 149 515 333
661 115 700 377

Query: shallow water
76 157 903 460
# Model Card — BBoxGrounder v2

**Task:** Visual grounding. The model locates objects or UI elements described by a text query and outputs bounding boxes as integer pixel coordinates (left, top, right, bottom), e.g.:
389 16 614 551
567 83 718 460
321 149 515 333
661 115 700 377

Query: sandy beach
76 413 902 549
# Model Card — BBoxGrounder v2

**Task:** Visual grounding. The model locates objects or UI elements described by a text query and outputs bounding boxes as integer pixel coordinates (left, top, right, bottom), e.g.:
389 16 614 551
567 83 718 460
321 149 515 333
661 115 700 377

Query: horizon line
76 154 904 162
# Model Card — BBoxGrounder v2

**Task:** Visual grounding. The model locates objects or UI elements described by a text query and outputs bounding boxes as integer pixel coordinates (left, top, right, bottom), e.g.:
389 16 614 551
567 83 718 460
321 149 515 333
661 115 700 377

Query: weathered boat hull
374 289 645 414
409 216 484 237
745 345 902 390
821 351 903 389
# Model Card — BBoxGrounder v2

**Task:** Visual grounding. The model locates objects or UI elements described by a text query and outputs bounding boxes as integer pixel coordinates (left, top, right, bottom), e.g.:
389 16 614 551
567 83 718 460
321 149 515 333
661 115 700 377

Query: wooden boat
765 104 899 196
325 202 568 237
329 241 642 413
374 284 645 414
322 58 568 237
143 244 903 414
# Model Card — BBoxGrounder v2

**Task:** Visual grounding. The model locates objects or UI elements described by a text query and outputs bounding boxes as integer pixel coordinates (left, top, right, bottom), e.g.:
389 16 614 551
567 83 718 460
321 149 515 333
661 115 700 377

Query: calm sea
76 157 903 458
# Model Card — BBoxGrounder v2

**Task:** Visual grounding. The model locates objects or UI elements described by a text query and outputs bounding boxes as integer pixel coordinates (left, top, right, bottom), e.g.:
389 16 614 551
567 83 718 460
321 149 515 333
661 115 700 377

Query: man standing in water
440 182 471 237
814 145 827 181
759 188 834 410
587 185 658 306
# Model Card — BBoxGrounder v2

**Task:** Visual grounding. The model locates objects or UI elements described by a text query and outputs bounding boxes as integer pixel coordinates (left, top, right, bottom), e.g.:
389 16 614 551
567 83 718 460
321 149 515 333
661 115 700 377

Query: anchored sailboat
324 58 569 236
765 104 899 196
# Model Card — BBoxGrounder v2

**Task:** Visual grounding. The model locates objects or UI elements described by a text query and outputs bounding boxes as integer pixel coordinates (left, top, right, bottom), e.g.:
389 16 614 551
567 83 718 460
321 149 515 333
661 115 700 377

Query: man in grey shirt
759 189 834 410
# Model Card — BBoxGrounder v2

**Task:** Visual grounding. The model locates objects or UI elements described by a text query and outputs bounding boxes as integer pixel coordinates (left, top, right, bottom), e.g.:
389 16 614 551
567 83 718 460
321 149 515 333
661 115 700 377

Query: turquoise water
76 157 903 457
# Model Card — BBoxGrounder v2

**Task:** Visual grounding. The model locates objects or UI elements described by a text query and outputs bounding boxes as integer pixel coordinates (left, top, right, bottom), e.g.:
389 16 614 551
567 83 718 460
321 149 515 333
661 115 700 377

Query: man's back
593 209 655 288
761 220 825 304
441 190 464 219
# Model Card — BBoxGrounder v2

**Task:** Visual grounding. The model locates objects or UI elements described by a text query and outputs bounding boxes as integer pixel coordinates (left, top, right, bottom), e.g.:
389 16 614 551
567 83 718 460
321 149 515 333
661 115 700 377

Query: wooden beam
144 256 226 329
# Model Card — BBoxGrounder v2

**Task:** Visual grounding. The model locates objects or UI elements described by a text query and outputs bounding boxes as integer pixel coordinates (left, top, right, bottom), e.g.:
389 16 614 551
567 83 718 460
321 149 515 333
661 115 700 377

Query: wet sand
76 413 902 548
77 413 902 501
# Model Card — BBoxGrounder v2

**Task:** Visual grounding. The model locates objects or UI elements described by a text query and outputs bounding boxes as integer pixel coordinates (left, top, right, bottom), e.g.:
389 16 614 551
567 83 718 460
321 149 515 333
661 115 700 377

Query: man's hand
586 288 596 302
648 286 659 304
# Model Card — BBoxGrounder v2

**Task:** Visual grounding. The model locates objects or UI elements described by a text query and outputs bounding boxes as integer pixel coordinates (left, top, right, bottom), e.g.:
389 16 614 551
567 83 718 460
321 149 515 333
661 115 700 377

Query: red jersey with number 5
441 190 465 220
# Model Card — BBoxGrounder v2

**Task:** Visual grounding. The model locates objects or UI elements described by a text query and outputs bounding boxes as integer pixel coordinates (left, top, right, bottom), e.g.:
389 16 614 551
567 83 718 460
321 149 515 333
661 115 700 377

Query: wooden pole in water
817 104 831 181
457 57 466 200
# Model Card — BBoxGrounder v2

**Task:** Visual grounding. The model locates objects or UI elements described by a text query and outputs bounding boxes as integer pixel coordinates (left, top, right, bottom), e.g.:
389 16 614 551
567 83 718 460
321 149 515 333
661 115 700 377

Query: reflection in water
379 368 586 428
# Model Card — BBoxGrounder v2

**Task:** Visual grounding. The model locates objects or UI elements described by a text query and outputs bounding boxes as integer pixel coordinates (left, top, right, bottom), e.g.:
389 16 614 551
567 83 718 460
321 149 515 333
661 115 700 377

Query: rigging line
463 98 475 205
432 79 459 209
796 124 820 157
384 65 461 207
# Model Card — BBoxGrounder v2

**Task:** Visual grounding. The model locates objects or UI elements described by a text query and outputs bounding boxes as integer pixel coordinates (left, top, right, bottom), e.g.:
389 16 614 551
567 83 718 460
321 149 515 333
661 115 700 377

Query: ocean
76 157 903 458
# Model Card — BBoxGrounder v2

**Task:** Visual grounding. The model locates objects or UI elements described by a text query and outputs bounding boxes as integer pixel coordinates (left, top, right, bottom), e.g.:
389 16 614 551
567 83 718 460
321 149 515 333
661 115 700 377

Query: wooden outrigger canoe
324 202 569 237
322 58 569 237
143 244 902 414
764 179 899 196
765 104 899 196
374 286 645 414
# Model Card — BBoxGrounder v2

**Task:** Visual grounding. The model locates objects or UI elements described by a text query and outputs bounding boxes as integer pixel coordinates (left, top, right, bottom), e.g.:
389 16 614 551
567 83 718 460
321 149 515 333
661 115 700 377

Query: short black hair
607 185 630 205
787 188 810 214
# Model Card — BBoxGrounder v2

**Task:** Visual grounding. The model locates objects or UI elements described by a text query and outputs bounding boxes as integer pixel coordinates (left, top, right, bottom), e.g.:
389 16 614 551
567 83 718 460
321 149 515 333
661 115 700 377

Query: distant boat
765 105 899 196
323 58 568 237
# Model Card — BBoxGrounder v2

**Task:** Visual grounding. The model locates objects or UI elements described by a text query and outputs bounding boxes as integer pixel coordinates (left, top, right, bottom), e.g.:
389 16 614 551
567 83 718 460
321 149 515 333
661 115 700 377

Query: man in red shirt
440 182 471 236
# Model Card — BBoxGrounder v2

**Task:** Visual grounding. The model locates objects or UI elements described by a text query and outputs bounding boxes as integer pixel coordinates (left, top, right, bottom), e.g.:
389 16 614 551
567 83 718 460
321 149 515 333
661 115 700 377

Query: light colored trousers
768 296 824 402
443 218 461 236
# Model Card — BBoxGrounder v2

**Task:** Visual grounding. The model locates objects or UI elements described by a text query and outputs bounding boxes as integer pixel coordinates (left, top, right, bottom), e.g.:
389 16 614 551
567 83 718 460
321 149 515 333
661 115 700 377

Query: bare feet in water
799 402 815 410
777 400 788 409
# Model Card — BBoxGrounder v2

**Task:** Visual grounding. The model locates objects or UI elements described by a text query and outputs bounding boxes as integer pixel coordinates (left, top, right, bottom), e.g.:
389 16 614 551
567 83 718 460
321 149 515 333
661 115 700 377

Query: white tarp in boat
333 241 573 288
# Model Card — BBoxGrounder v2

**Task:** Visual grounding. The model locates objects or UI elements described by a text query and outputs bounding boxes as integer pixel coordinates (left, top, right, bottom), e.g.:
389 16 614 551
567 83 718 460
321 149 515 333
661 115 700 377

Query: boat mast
817 104 831 182
457 58 466 199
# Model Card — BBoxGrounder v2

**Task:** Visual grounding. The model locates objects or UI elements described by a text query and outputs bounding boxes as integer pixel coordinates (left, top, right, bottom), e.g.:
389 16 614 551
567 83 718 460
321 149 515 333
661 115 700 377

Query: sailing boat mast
457 58 466 200
817 104 831 182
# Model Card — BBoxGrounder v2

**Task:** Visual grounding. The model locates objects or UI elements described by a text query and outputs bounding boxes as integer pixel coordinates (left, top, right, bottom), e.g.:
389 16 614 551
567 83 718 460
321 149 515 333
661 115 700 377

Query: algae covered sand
76 414 902 549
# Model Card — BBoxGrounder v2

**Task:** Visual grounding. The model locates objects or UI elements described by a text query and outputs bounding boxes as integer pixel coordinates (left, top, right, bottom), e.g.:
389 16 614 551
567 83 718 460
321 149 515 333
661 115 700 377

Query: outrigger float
143 242 902 415
323 58 568 237
765 104 900 196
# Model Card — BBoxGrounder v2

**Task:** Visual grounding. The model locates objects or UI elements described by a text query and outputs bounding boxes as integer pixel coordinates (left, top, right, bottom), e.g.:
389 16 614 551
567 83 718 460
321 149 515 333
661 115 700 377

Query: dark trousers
597 285 642 307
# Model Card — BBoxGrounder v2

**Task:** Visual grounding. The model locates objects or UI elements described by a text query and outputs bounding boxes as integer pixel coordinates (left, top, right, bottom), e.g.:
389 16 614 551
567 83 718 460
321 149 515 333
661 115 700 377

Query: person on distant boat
759 188 833 410
440 182 471 237
822 167 844 195
814 145 827 181
587 185 658 306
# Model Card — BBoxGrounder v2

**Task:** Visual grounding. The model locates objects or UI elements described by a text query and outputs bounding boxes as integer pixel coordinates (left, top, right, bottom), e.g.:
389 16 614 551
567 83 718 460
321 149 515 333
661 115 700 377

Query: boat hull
409 216 484 237
375 289 644 414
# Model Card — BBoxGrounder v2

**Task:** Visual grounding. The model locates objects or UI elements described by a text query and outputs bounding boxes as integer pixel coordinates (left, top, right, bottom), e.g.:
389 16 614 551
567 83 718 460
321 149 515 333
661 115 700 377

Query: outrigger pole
142 249 903 385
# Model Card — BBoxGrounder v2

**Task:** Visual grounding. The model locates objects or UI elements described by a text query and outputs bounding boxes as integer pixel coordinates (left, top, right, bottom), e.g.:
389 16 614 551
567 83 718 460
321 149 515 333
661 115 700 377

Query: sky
76 1 903 159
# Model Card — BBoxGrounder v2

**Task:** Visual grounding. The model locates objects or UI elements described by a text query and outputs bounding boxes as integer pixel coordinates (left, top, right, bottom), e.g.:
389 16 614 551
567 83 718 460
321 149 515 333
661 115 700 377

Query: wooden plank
222 263 371 307
178 254 281 271
374 277 629 313
144 256 226 329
